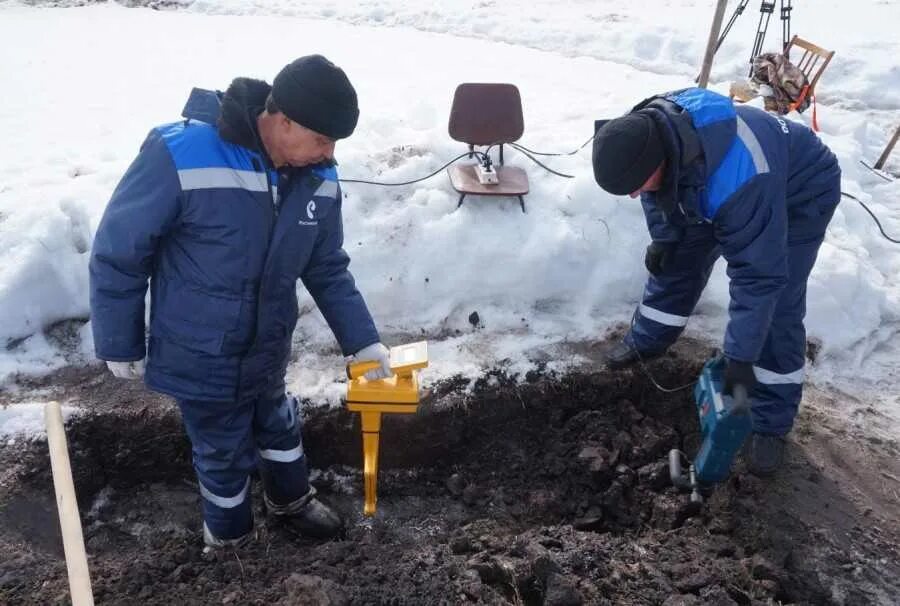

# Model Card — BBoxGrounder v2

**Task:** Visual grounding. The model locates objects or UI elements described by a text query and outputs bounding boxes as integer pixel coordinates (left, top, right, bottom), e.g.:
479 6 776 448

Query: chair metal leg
457 194 466 208
518 195 526 213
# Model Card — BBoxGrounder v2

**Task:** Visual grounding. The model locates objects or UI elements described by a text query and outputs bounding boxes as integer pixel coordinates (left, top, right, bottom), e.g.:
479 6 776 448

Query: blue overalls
625 89 841 436
90 88 379 539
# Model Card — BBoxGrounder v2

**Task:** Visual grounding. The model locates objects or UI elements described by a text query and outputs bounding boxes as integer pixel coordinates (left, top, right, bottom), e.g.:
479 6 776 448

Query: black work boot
265 487 344 540
746 433 786 477
604 340 663 370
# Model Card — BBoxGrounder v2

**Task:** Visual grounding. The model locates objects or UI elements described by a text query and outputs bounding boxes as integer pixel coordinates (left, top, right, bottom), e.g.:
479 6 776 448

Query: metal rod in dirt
698 0 730 89
45 401 95 606
874 124 900 170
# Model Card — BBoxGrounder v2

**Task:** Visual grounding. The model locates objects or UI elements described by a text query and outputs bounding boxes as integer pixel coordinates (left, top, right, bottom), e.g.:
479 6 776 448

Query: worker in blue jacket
592 88 841 476
90 56 392 548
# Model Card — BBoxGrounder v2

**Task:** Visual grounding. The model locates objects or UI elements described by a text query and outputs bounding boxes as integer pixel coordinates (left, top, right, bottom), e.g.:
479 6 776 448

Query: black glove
723 359 757 396
644 242 676 276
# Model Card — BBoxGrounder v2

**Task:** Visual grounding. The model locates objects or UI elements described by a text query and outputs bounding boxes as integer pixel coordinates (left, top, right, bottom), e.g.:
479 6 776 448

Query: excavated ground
1 346 899 605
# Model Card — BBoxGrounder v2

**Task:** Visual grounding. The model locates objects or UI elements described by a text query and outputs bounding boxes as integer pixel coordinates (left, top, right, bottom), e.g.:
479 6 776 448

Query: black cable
339 151 484 187
509 133 597 157
628 309 696 394
634 350 697 394
508 143 575 178
841 191 900 244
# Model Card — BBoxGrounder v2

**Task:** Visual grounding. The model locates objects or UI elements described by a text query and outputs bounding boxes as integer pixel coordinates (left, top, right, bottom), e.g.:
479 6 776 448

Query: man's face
268 115 336 168
629 162 666 198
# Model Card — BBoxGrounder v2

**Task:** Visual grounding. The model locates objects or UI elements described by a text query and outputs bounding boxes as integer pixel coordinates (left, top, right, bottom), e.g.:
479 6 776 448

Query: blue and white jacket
637 88 841 363
90 85 379 401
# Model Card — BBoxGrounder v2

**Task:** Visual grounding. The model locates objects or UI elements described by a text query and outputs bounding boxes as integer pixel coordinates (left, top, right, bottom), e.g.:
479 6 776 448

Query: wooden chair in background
783 35 835 111
730 35 834 128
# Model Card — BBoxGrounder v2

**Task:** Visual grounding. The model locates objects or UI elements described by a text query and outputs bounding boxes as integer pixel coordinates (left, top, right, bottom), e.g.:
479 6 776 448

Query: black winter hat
271 55 359 140
592 112 666 195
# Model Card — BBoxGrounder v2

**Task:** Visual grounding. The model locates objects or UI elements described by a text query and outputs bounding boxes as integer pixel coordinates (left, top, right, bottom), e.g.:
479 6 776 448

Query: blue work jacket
90 88 379 401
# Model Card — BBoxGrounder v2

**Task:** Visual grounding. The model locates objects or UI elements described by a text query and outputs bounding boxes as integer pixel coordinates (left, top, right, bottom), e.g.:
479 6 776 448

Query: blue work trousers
176 391 310 540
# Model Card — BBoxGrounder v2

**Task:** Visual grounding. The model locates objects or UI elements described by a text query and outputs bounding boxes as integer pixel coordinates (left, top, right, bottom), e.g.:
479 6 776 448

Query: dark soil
1 349 899 605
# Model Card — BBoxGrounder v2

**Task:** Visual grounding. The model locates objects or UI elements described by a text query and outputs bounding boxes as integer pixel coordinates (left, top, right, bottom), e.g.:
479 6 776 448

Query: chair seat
447 164 529 196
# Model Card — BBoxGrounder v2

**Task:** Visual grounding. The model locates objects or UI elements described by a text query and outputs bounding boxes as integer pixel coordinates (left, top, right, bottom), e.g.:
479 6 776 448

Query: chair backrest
448 83 524 146
784 35 835 92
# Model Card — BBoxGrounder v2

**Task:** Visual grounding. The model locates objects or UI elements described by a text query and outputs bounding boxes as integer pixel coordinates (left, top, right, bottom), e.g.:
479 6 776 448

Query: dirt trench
1 353 898 605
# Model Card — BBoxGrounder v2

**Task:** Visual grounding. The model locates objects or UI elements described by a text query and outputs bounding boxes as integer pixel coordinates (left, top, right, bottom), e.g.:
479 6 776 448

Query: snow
0 1 898 437
0 402 79 444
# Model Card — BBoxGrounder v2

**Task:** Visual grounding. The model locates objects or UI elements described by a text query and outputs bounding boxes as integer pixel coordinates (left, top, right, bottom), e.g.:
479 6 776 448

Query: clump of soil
1 354 898 605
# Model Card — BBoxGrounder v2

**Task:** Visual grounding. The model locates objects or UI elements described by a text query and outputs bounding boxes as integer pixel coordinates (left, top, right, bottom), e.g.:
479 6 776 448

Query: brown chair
446 83 529 213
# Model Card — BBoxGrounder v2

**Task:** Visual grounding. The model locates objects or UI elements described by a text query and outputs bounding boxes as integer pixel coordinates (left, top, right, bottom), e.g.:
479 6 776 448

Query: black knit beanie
592 112 666 195
271 55 359 140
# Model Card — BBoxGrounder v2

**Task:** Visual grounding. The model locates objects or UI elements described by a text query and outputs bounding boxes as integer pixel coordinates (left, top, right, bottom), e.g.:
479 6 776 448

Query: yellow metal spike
360 412 381 516
346 341 428 516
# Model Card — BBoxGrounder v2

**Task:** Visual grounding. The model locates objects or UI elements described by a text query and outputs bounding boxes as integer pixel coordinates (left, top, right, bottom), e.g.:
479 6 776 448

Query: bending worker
90 55 392 548
592 87 841 476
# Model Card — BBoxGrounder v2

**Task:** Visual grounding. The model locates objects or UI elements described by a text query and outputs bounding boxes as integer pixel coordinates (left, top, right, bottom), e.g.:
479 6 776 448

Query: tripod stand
709 0 793 75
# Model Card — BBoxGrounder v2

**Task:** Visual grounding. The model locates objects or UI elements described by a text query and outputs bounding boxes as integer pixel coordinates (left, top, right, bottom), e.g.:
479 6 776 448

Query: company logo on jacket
299 200 318 226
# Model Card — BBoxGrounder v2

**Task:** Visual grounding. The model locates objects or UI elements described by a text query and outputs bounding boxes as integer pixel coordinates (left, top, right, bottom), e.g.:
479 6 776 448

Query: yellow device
346 341 428 515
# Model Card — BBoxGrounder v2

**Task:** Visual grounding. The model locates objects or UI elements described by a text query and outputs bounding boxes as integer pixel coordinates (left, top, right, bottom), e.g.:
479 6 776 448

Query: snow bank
0 402 79 443
0 3 897 425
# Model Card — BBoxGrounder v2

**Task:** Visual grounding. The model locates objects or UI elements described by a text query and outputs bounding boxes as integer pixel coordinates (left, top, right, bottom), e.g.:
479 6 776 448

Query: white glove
106 359 145 380
351 343 392 380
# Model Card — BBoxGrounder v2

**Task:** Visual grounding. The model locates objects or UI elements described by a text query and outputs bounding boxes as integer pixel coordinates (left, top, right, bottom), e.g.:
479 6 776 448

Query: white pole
45 401 95 606
698 0 730 89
